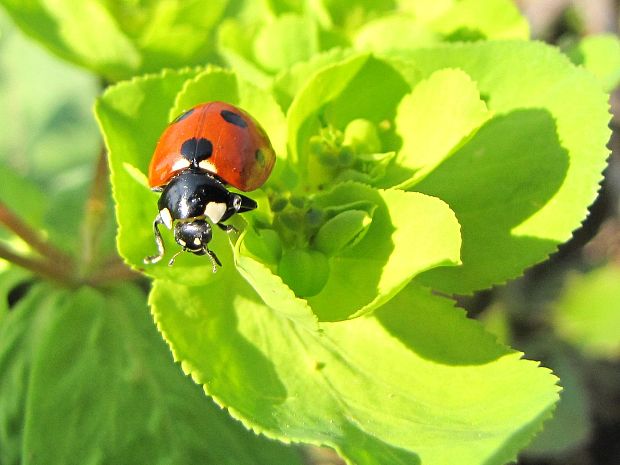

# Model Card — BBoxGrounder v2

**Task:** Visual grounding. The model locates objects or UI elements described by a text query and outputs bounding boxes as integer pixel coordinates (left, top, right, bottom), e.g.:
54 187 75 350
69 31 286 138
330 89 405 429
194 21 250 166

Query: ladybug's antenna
144 215 166 264
168 250 183 266
205 248 222 274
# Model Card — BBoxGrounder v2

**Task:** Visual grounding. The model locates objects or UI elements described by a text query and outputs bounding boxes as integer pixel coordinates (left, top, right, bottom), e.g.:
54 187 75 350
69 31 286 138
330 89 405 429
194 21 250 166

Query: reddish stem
0 200 73 266
0 243 74 284
81 146 110 273
85 260 142 286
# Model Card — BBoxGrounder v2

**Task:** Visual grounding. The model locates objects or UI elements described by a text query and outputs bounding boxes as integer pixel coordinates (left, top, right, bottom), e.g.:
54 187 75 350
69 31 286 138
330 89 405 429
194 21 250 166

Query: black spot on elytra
181 138 213 164
255 149 265 165
220 110 247 128
171 108 195 124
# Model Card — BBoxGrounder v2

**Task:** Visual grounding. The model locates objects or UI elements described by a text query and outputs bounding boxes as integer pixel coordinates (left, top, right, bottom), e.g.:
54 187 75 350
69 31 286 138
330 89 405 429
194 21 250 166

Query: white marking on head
204 202 227 224
171 158 191 171
159 208 173 229
193 237 201 246
198 160 217 174
178 238 186 246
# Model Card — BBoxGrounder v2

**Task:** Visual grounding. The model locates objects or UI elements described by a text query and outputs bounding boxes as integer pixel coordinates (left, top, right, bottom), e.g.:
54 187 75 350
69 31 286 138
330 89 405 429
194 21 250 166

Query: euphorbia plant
95 39 610 464
0 0 616 463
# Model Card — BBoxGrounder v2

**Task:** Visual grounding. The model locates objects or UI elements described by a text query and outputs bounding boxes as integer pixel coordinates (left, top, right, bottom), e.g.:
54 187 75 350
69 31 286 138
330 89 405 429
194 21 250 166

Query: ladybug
144 101 276 271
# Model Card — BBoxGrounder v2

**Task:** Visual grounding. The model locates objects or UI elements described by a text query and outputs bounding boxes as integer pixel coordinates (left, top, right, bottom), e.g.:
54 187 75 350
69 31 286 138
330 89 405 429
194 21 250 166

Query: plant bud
314 209 374 255
243 228 282 264
278 248 329 297
344 119 382 154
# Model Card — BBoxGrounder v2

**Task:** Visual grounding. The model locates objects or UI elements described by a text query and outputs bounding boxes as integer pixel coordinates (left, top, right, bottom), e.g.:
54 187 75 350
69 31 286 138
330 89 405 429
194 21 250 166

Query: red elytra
147 101 276 192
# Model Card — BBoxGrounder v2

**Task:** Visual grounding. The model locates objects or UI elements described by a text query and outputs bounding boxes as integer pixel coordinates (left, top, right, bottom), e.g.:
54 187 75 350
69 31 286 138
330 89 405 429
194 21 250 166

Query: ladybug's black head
174 220 212 254
170 220 222 270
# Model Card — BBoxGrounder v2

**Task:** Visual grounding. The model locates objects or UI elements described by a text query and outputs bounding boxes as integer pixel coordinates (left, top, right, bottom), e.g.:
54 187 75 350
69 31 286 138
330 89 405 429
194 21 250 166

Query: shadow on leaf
413 108 570 294
375 283 512 365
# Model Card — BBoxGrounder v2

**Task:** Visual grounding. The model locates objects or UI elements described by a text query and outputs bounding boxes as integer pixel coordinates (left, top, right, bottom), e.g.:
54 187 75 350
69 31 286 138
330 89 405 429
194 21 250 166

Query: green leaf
387 68 491 188
353 14 439 53
273 47 354 110
216 2 340 83
399 0 529 40
171 67 240 116
0 268 30 322
553 265 620 359
151 279 559 465
524 345 591 457
0 0 138 80
564 34 620 92
217 18 273 89
0 283 303 465
0 284 62 465
242 227 283 264
237 182 460 322
313 208 374 255
0 164 47 243
306 182 461 320
234 247 319 329
254 13 320 73
399 41 610 294
0 13 99 184
278 247 330 298
320 0 394 35
479 302 511 347
288 53 369 168
0 0 228 81
0 164 100 259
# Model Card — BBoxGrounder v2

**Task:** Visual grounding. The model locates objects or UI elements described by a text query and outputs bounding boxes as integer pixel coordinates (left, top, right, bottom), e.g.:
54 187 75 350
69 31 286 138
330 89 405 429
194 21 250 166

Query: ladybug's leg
217 193 258 230
144 214 166 264
236 193 257 213
217 222 238 234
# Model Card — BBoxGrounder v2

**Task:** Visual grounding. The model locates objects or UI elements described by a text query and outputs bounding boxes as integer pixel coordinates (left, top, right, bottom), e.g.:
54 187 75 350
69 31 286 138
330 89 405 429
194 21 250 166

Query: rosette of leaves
96 40 610 465
0 0 230 81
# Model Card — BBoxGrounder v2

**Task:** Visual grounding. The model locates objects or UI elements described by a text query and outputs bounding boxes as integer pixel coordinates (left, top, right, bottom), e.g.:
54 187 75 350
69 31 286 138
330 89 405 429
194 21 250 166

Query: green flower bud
338 146 355 167
344 118 382 154
309 135 324 155
306 208 326 228
278 248 329 297
313 209 374 256
290 195 306 208
271 197 289 212
243 228 283 264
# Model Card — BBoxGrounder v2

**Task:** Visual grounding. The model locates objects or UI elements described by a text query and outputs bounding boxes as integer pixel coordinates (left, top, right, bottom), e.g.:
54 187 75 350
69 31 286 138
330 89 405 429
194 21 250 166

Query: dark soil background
513 2 620 464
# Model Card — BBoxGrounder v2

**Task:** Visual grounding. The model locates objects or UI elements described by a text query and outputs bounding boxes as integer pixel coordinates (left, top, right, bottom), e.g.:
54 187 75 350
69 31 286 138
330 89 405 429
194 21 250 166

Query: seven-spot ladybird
144 101 276 271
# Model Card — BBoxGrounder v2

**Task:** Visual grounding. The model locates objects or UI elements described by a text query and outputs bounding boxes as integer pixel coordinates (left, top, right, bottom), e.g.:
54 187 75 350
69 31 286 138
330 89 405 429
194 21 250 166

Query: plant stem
0 243 74 284
0 200 73 266
80 145 110 275
78 146 143 286
85 260 142 286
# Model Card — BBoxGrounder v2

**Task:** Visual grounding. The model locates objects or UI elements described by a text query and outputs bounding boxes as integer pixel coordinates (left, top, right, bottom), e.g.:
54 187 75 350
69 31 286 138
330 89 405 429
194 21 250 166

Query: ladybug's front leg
217 192 257 231
236 193 257 213
144 214 166 264
217 222 238 234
